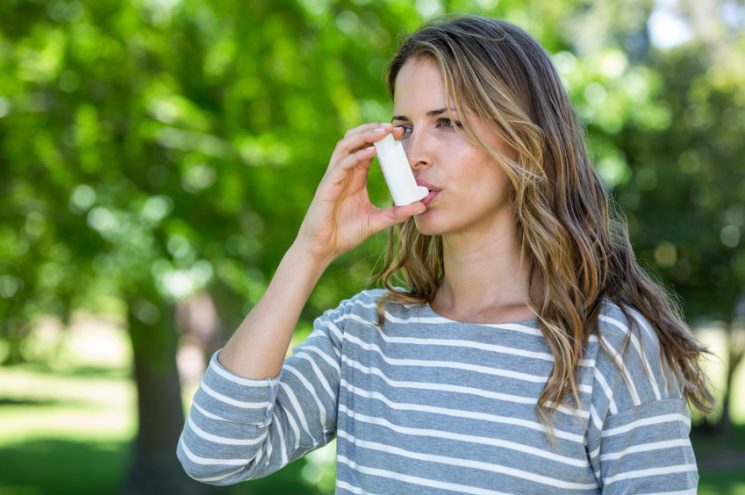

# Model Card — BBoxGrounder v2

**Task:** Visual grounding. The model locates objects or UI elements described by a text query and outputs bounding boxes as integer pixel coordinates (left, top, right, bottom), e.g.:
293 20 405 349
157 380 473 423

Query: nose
402 128 432 172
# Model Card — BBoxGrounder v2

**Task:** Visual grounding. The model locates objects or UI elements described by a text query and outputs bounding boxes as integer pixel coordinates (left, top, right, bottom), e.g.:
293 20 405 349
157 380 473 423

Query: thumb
372 201 427 231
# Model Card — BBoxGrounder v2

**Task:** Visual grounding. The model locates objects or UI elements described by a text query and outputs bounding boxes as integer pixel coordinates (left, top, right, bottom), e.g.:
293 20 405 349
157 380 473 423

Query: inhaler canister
374 133 429 206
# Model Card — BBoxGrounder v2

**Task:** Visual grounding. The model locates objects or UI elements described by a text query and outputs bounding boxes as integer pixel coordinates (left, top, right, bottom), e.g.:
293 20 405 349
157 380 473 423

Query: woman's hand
294 123 427 265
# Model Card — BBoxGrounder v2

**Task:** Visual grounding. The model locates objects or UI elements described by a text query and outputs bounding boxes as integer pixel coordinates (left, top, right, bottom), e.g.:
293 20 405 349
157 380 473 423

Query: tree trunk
717 322 744 437
1 320 31 365
122 289 212 495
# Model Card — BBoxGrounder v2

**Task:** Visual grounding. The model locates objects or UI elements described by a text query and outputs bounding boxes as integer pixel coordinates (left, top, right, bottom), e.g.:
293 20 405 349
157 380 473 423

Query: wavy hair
372 15 713 418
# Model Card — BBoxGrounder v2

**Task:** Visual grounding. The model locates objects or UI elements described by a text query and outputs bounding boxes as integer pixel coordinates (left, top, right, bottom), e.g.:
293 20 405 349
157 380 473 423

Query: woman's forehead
392 58 448 114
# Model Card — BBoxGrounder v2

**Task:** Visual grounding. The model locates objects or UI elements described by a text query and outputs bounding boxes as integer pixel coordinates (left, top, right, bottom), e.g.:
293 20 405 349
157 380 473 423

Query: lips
416 178 441 207
421 190 439 207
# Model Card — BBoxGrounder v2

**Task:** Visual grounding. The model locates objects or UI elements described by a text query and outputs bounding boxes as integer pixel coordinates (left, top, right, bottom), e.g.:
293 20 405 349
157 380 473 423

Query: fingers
337 145 376 172
338 124 411 172
343 122 388 139
390 125 406 140
322 145 375 185
332 123 392 160
324 122 404 182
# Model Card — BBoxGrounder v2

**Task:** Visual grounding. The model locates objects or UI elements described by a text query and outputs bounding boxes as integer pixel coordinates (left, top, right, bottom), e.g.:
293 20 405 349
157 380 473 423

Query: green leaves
1 0 744 357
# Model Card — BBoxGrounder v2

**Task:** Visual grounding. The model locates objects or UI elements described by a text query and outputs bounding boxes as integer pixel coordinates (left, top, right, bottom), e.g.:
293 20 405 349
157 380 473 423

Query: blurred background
1 0 744 493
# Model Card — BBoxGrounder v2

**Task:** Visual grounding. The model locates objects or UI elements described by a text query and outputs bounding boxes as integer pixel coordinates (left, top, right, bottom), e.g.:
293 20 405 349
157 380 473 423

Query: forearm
217 242 332 379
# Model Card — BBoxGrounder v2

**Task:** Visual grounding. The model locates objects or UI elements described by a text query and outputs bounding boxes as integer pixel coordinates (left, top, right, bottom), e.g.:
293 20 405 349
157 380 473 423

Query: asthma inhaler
373 133 429 206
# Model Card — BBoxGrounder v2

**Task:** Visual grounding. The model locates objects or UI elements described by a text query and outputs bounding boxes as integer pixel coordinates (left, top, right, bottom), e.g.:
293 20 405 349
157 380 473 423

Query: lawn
0 317 743 494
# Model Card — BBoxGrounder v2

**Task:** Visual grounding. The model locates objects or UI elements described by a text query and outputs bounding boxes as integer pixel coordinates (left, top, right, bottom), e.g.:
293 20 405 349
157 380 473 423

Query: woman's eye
439 118 462 128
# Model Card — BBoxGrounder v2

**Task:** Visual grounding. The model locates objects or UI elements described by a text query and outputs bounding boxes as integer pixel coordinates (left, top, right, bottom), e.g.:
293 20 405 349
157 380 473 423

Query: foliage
1 0 740 346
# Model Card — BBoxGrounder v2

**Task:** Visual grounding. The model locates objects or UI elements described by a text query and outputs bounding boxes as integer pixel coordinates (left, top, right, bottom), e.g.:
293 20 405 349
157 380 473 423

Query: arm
586 305 700 494
177 124 425 485
177 292 354 484
217 242 331 380
594 399 698 494
219 124 423 381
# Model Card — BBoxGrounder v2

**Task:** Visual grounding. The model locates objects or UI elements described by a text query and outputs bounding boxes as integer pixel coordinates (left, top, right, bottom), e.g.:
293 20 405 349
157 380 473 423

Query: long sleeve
177 294 355 485
585 304 699 494
595 399 697 494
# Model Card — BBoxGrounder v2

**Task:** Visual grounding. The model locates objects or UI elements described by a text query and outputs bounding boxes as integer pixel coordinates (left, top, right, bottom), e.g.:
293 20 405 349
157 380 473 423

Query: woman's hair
372 14 713 418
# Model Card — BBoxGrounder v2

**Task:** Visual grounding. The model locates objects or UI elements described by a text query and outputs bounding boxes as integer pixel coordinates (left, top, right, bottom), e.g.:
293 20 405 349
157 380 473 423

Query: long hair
372 15 713 417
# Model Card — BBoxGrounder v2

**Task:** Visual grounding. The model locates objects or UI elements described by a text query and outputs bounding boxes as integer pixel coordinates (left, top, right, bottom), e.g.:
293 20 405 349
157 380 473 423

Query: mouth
416 179 441 207
421 189 439 207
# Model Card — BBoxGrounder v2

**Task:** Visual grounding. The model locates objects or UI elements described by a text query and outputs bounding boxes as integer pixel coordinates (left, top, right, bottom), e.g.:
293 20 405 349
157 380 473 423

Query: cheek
439 141 479 174
435 138 510 194
452 148 501 182
460 159 511 202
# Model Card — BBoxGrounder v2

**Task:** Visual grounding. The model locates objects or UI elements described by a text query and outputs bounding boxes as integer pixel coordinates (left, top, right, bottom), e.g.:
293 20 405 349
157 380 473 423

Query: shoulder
313 288 390 326
345 288 389 314
316 287 423 330
589 299 681 411
595 299 662 357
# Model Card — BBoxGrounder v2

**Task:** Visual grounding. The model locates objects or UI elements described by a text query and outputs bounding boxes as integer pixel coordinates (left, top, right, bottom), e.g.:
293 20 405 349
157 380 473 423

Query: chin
413 213 452 237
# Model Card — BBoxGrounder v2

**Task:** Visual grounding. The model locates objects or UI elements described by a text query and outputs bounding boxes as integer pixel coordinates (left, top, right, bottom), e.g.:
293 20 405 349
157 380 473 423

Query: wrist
287 240 335 272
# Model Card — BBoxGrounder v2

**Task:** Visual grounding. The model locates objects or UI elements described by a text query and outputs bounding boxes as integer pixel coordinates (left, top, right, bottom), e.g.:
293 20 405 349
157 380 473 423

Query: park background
1 0 744 493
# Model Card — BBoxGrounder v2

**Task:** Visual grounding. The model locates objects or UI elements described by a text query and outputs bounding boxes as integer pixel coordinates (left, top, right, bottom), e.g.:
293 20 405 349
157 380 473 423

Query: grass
0 315 330 495
0 438 128 495
0 437 323 495
0 316 743 494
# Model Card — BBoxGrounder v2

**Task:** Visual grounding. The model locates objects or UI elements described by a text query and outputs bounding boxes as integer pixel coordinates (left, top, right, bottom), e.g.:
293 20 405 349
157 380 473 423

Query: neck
433 215 535 320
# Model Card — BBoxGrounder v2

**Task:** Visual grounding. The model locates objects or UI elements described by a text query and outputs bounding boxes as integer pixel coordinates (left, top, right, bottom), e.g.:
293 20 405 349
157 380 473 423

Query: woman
177 15 713 494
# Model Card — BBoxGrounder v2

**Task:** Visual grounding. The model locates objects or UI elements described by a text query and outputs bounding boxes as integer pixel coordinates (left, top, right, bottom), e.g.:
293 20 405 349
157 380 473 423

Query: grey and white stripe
178 288 699 493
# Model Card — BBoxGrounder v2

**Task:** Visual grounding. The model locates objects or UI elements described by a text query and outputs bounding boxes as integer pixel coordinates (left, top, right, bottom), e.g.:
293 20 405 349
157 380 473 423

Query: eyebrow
391 107 455 122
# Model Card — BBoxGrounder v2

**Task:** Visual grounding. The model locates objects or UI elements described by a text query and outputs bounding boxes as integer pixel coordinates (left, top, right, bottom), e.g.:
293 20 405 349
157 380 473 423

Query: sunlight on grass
731 348 745 424
699 481 745 495
0 316 137 494
696 324 745 423
0 314 136 445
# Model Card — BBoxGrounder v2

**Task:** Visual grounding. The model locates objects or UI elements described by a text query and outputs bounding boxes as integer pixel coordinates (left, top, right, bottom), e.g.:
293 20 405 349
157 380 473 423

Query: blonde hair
373 15 713 417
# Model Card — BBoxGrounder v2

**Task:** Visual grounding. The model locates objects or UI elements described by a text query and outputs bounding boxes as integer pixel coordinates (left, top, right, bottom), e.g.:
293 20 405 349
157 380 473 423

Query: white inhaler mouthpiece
373 133 429 206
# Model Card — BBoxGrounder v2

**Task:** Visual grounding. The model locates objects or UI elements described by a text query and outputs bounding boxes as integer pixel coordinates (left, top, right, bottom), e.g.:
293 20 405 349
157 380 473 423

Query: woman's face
392 57 514 237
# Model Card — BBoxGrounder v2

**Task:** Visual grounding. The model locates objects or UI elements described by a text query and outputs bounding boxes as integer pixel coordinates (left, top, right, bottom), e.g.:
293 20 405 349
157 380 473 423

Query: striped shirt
177 288 699 494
